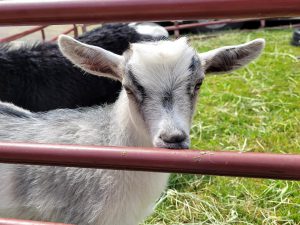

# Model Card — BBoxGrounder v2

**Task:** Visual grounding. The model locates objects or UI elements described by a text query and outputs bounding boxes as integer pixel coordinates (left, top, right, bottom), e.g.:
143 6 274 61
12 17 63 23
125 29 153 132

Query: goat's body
0 94 169 225
0 166 167 225
0 36 264 225
0 43 121 112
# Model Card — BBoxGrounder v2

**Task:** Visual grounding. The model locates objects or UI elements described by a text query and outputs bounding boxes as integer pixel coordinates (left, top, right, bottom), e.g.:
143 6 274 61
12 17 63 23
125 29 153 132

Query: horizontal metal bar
267 22 300 29
0 142 299 180
0 218 73 225
0 0 299 25
49 26 76 42
165 18 259 31
0 25 48 42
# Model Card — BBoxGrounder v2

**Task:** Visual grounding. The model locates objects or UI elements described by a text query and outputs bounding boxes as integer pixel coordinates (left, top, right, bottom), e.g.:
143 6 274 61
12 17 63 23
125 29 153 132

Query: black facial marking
127 69 147 101
187 56 203 97
162 91 173 110
189 55 200 73
186 78 204 109
186 83 192 93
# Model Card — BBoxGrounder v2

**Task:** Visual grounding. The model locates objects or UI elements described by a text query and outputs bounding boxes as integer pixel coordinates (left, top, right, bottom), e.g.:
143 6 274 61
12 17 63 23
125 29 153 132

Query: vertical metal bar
81 24 87 33
174 20 180 38
73 24 78 37
260 19 266 28
41 28 46 41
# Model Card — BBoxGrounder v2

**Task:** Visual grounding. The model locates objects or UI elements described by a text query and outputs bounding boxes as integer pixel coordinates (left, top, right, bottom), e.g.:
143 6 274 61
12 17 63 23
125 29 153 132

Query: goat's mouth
154 140 190 150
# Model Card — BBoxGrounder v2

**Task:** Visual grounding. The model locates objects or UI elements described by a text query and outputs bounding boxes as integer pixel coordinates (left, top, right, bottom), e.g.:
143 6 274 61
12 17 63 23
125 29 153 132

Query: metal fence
1 142 300 180
0 0 299 25
0 24 79 43
0 0 300 224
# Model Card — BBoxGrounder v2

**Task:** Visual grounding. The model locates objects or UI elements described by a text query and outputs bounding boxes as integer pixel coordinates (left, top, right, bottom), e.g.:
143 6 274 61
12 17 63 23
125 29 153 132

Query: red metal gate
0 0 300 224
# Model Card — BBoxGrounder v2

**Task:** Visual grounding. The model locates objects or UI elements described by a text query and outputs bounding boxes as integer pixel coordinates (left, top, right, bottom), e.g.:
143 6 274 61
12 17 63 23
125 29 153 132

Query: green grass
143 29 300 225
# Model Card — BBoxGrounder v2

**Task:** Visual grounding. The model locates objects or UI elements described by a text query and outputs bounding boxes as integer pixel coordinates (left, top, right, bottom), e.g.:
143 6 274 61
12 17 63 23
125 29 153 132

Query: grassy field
143 29 300 225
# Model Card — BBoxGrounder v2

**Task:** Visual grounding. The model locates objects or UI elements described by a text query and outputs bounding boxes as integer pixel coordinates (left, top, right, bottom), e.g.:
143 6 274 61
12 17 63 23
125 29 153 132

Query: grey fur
0 37 265 225
0 102 32 118
0 100 161 225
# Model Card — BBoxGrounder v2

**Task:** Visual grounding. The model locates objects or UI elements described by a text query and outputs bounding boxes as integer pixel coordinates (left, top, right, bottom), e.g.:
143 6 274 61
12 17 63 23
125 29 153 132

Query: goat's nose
159 131 187 144
156 130 189 149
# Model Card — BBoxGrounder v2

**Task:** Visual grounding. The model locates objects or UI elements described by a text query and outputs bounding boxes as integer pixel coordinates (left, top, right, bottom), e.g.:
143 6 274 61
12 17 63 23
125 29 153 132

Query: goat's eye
124 87 134 95
194 81 203 92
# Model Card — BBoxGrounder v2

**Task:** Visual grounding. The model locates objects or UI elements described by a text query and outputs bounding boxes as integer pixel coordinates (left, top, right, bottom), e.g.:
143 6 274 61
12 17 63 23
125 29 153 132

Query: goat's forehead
124 40 199 86
129 40 194 65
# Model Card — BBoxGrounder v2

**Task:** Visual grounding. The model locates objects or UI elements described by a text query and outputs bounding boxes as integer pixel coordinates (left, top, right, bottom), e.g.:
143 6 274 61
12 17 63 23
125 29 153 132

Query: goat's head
59 35 264 149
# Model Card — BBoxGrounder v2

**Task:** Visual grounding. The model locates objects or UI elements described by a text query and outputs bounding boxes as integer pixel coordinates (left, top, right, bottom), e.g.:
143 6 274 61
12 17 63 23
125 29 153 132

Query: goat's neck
110 90 152 147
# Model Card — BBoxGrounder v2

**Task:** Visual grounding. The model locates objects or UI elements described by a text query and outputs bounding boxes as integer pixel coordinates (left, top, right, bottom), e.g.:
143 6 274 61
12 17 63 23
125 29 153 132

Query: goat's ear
58 35 124 81
198 38 265 74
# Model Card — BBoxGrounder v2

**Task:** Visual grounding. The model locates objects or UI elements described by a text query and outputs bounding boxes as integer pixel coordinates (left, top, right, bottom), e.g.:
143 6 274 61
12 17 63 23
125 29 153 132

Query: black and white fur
0 23 167 112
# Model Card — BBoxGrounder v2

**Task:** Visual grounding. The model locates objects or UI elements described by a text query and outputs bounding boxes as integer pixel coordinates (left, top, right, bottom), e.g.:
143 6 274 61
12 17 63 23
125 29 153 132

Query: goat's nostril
159 132 187 144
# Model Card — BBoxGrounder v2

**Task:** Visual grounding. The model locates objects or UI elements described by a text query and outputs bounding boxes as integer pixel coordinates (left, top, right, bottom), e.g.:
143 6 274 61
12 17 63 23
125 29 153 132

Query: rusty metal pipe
41 28 46 41
0 142 299 180
0 0 299 26
0 218 73 225
49 26 76 42
73 24 78 37
0 25 48 42
164 18 259 31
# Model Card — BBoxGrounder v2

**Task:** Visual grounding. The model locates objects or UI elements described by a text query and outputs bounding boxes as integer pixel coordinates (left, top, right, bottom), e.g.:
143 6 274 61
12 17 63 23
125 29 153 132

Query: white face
122 39 203 149
59 35 265 149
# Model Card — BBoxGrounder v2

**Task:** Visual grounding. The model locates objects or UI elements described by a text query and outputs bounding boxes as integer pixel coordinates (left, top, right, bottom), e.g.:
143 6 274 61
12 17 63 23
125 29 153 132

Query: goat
0 23 167 112
0 35 265 225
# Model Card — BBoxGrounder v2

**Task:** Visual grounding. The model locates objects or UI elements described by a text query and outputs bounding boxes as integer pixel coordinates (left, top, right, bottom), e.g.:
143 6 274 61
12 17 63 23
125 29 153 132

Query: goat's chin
153 141 190 150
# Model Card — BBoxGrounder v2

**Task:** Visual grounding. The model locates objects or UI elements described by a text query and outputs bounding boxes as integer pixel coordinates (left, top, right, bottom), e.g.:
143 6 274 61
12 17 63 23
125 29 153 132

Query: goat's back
0 23 161 112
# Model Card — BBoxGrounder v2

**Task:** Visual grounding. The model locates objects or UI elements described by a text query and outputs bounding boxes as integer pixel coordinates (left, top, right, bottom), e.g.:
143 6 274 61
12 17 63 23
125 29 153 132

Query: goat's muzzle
154 130 189 149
